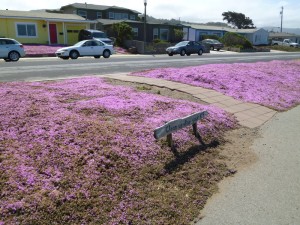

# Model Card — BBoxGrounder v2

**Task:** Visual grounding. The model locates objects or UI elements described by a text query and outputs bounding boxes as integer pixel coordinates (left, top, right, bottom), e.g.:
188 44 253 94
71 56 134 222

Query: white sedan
0 38 26 62
55 39 114 60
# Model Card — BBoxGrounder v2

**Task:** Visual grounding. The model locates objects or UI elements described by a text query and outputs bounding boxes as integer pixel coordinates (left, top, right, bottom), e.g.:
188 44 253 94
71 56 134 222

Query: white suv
0 38 26 62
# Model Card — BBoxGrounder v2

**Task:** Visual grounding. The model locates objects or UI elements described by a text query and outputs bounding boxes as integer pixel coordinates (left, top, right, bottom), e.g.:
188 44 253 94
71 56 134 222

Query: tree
174 29 184 42
222 11 255 29
112 22 133 47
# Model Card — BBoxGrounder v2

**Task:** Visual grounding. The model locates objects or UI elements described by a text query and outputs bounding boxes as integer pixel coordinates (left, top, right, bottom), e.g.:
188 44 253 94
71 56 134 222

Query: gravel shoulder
196 105 300 225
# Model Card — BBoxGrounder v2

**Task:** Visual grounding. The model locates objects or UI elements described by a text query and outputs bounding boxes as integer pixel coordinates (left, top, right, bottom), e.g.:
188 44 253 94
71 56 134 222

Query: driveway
196 105 300 225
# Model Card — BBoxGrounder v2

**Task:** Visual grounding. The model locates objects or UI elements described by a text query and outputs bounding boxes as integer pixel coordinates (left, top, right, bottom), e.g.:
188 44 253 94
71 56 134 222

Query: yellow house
0 10 95 45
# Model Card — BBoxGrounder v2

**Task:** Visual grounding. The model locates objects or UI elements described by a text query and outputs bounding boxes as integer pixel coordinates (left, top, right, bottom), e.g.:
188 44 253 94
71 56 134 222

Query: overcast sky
1 0 299 28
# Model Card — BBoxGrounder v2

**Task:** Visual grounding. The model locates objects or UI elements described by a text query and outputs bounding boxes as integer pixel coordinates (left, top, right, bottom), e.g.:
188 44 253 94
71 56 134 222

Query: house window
16 23 37 37
132 28 138 37
97 12 102 19
213 32 221 37
160 29 169 41
114 13 128 20
153 28 159 39
109 12 114 19
130 14 136 20
78 10 87 19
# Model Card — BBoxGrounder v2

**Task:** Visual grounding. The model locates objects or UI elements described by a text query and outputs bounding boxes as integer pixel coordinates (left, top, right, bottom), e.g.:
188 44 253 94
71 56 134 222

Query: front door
49 24 58 44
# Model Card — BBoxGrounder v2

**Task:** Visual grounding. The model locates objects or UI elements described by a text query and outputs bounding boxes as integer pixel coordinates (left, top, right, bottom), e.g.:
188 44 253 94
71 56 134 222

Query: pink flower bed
24 45 65 55
131 60 300 111
114 46 130 54
0 77 236 224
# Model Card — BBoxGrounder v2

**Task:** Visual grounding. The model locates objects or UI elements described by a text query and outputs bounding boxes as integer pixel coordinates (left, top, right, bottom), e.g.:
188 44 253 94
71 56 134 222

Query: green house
0 10 94 45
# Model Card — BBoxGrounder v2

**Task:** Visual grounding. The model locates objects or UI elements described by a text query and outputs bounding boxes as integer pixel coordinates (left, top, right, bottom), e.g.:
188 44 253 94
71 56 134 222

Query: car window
6 40 16 44
83 41 93 47
0 40 6 45
92 32 107 38
74 40 86 46
94 41 104 46
175 41 189 47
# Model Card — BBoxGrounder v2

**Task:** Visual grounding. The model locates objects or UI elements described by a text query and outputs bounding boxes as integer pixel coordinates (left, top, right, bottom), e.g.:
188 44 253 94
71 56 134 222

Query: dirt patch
218 127 259 170
107 79 208 105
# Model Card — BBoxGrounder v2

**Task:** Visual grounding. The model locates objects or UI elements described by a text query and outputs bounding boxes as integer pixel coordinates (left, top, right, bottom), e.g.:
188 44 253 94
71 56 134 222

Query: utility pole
280 6 283 33
144 0 147 43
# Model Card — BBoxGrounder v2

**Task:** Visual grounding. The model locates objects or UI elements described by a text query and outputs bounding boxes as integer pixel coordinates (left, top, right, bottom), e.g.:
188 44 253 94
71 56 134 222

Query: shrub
174 29 184 42
112 22 133 47
221 32 253 49
153 39 169 44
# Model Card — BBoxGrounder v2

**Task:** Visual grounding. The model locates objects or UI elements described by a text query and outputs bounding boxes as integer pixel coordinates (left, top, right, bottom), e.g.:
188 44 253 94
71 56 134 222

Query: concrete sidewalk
196 105 300 225
101 73 277 129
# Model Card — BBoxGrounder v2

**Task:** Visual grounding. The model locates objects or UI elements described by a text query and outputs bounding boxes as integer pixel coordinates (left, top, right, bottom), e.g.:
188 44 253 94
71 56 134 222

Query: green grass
268 45 300 52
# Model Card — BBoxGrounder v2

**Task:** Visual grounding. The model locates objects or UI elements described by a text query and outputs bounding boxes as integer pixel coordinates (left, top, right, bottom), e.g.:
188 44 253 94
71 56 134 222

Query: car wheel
94 55 101 59
8 51 20 62
168 53 173 56
210 46 214 51
180 49 186 56
217 48 220 51
69 50 79 59
198 49 203 55
103 50 111 58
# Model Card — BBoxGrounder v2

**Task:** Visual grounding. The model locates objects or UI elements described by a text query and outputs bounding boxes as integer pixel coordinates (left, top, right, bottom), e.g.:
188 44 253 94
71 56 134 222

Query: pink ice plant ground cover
0 77 237 224
24 45 65 55
131 60 300 111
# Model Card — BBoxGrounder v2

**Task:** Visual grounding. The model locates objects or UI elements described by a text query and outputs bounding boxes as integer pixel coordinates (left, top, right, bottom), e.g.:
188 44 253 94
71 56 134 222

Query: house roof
269 32 299 37
183 23 266 34
61 3 141 14
182 23 230 32
0 9 94 23
97 19 182 27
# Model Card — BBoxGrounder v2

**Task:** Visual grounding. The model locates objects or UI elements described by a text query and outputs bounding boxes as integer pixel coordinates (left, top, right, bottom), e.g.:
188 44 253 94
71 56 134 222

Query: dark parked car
166 41 204 56
78 29 114 45
201 39 224 51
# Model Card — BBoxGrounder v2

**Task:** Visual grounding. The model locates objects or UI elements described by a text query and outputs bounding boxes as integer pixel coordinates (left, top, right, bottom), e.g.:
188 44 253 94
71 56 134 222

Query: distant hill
263 27 300 35
145 15 229 27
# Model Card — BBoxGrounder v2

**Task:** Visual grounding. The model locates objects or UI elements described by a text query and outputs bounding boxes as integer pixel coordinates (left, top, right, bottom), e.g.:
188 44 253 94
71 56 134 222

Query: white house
235 28 269 45
182 24 269 45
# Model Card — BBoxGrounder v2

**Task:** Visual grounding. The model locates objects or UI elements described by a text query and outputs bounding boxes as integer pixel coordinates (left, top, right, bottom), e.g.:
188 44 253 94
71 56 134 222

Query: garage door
66 25 87 45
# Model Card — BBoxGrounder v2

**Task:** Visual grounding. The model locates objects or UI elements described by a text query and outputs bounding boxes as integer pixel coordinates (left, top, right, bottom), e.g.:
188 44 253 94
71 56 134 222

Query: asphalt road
196 105 300 225
1 51 300 82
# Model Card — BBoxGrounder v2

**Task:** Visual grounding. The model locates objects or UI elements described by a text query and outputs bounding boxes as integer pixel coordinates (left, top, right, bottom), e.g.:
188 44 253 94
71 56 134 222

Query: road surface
1 51 300 82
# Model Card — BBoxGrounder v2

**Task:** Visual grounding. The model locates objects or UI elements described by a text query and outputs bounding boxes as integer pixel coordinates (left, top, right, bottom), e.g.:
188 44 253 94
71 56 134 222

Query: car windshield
212 40 221 44
175 41 189 47
74 41 86 47
92 32 107 38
